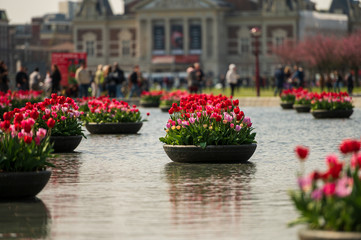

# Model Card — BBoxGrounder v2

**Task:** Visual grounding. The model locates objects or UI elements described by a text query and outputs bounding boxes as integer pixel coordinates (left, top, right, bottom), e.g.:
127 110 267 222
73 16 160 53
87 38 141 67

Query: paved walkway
237 96 361 108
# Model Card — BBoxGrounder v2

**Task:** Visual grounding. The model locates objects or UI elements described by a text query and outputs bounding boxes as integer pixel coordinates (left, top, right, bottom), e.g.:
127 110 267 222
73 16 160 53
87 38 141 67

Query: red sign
51 52 87 86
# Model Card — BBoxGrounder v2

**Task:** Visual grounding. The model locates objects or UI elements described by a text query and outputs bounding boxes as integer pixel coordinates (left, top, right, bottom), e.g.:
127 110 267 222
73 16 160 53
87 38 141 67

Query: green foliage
311 100 354 111
82 109 142 123
0 134 54 172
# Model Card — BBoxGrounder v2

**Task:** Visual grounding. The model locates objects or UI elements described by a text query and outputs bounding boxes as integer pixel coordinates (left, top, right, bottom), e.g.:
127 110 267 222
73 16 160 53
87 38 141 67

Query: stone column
165 18 170 55
201 17 207 59
103 21 109 64
183 18 189 55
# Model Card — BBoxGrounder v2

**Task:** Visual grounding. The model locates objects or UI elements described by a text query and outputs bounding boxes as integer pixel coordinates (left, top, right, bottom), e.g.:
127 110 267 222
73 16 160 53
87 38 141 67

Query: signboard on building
51 52 87 86
189 25 202 54
170 25 183 55
153 25 165 55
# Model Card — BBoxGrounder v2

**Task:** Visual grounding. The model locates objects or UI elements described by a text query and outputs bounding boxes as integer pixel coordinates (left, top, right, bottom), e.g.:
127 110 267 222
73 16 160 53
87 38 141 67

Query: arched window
272 29 287 47
238 28 251 55
118 30 133 57
83 32 96 57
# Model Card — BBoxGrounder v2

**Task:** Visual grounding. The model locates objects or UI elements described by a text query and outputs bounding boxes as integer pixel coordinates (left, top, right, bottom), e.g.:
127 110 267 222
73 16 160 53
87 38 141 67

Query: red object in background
51 53 87 87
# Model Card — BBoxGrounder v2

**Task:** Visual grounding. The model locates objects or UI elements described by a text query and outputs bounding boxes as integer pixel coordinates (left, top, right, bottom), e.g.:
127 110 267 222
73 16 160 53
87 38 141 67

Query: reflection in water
49 153 82 185
164 163 256 225
0 198 50 239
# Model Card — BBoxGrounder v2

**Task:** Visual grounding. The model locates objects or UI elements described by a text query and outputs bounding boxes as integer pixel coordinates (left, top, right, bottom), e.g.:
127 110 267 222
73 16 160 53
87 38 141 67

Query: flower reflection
164 163 256 225
0 198 50 239
49 153 82 185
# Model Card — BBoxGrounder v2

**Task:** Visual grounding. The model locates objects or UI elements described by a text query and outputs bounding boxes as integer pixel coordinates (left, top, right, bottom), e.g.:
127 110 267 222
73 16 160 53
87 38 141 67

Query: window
240 37 249 54
122 40 130 56
272 29 287 47
86 41 94 57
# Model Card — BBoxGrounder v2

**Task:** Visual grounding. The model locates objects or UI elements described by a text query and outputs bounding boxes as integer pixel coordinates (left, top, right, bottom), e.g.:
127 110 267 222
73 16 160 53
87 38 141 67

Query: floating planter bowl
280 102 294 109
294 104 311 113
163 144 257 163
50 135 82 153
160 105 171 112
0 170 52 199
311 109 353 119
85 122 143 134
298 229 361 240
140 101 159 108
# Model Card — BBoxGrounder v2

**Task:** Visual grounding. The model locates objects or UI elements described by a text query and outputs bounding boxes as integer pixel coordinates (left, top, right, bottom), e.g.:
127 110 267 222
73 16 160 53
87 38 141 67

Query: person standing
0 61 9 92
226 64 239 97
113 62 125 98
186 64 198 93
334 71 343 93
29 67 42 91
274 65 284 96
51 64 62 94
75 63 90 98
105 66 117 98
15 66 28 90
128 65 142 99
347 72 354 95
194 62 204 93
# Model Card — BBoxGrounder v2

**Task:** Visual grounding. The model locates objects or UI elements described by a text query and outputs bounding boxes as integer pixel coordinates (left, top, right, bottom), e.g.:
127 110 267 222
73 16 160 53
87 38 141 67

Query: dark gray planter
0 198 50 238
163 144 257 163
85 122 143 134
299 229 361 240
311 109 353 119
140 101 159 108
281 102 294 109
160 105 171 112
294 104 311 113
50 135 82 153
0 170 51 199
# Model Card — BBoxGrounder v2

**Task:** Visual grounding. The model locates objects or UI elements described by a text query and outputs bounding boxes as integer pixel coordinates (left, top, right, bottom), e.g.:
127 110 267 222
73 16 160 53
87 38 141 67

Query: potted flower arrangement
280 89 297 109
9 90 43 109
82 97 147 134
311 92 353 119
0 94 11 120
140 90 165 108
290 139 361 240
33 94 85 152
159 94 257 163
293 90 314 113
0 110 54 199
159 90 188 112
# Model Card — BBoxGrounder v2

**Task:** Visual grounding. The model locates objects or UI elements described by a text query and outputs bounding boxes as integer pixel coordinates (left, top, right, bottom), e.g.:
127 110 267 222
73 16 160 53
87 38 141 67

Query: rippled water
1 106 361 240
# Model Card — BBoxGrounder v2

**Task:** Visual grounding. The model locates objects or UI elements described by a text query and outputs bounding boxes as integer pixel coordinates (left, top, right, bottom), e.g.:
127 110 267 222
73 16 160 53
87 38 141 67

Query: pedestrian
94 64 103 97
105 66 116 98
29 67 42 91
319 73 325 91
113 62 125 98
43 70 52 97
15 66 28 90
51 64 62 94
75 62 90 98
226 64 239 97
194 62 204 93
326 73 332 92
284 66 292 89
298 67 304 88
0 61 9 92
128 65 142 99
274 65 284 96
186 64 198 93
334 71 343 93
347 72 354 95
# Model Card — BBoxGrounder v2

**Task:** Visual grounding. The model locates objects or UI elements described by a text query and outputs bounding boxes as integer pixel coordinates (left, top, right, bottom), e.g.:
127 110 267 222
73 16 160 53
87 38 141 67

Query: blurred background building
1 0 361 83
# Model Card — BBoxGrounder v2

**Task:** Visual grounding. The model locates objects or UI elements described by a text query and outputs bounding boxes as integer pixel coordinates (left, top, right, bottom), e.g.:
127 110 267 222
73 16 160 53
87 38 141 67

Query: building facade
73 0 361 80
0 10 9 65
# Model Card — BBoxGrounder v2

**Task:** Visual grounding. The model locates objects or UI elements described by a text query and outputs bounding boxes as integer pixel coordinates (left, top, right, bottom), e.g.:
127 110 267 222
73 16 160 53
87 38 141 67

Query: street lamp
250 27 261 97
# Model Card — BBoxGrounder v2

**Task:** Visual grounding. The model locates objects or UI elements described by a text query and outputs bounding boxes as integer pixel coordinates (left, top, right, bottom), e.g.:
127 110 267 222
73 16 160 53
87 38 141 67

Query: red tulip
47 118 56 128
339 139 361 154
23 135 33 144
295 145 309 160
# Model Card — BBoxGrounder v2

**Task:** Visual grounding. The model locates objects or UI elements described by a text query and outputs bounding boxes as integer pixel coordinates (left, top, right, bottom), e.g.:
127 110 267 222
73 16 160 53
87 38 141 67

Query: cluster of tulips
291 138 361 231
160 94 256 148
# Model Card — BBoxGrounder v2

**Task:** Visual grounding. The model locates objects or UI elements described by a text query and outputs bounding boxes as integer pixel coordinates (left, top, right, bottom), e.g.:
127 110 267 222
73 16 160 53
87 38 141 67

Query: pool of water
1 107 360 240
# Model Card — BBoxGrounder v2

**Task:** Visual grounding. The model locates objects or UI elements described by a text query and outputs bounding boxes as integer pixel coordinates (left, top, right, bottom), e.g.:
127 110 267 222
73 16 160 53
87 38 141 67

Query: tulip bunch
294 89 314 105
290 138 361 231
280 88 305 103
311 92 353 111
140 90 166 105
159 94 256 148
0 111 54 172
159 90 189 107
82 98 145 123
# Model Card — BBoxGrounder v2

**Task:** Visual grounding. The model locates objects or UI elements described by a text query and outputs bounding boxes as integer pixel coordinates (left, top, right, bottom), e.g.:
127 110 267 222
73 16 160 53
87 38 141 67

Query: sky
1 0 332 25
